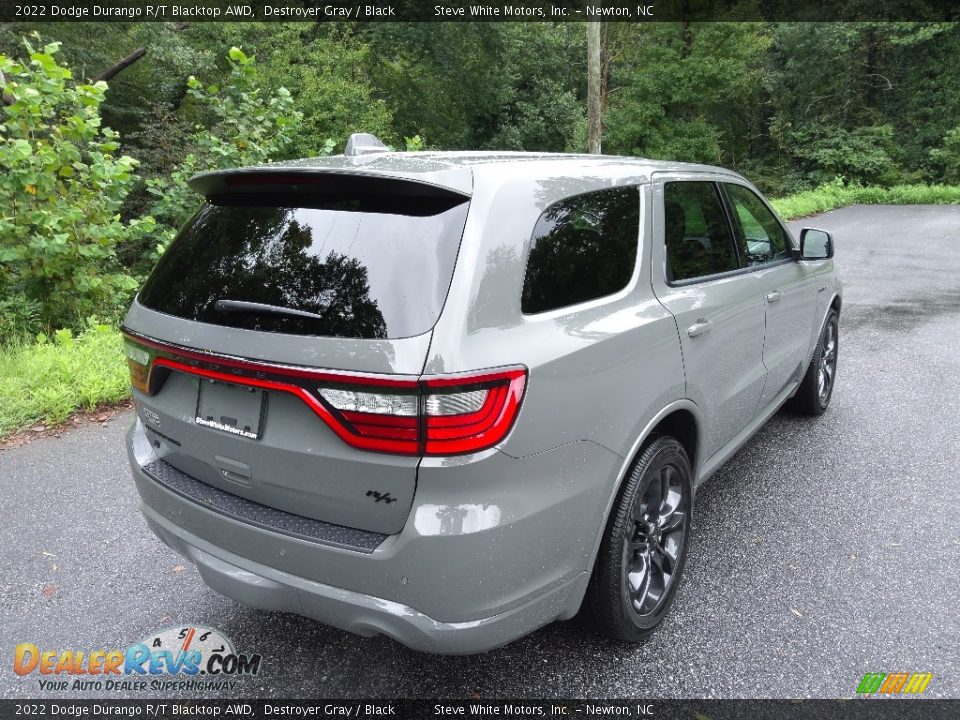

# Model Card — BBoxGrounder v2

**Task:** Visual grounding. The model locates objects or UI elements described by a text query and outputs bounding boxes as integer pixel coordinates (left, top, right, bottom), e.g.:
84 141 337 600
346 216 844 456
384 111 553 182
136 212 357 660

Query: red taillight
314 369 526 455
123 331 526 456
422 369 526 455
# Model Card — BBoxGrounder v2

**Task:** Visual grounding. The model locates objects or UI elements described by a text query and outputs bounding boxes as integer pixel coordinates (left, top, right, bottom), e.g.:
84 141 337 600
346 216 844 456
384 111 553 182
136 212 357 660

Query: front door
651 179 768 460
721 183 820 410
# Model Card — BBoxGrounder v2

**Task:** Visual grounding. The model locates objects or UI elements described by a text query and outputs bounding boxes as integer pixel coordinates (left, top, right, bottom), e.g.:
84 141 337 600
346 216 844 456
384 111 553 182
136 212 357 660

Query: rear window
137 193 469 339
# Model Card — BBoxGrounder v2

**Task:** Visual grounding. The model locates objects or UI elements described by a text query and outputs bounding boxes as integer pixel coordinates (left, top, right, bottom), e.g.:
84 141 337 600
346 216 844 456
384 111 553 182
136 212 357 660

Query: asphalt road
2 205 959 699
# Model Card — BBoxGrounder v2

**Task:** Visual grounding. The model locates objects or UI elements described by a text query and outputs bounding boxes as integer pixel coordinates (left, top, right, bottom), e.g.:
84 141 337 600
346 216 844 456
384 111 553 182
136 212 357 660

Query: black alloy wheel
586 435 693 641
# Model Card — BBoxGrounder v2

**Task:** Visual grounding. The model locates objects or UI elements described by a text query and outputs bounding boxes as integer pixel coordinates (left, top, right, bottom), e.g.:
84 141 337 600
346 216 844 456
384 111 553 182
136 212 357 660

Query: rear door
721 182 820 410
651 178 767 460
123 173 471 535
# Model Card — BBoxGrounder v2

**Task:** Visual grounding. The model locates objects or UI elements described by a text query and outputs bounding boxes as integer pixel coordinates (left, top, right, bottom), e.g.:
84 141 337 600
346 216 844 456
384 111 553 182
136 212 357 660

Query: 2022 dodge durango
122 135 841 654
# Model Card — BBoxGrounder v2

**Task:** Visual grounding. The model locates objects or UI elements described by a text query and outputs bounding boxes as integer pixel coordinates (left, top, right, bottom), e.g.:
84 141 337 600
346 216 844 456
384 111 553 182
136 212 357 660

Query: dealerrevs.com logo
14 626 262 692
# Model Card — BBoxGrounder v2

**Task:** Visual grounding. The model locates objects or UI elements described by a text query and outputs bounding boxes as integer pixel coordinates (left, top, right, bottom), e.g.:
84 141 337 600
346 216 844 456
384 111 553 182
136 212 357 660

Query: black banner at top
1 0 959 23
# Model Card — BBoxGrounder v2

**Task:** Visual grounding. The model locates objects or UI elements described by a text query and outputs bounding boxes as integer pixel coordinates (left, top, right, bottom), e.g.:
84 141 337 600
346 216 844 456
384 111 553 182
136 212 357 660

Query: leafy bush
0 321 129 435
929 126 960 183
0 38 149 333
144 47 304 256
786 125 902 187
0 292 41 343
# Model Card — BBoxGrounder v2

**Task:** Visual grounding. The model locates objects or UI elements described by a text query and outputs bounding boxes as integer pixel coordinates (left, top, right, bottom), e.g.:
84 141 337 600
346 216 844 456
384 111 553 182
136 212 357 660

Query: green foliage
143 46 304 255
764 22 960 192
603 22 770 165
230 24 394 156
770 180 960 221
785 125 900 186
0 292 42 343
365 23 584 152
0 22 219 142
0 321 129 435
0 37 146 334
929 126 960 183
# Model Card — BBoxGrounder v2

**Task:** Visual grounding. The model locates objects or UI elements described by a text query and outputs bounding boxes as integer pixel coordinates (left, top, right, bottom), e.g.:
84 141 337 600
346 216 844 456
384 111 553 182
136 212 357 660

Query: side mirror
799 228 833 260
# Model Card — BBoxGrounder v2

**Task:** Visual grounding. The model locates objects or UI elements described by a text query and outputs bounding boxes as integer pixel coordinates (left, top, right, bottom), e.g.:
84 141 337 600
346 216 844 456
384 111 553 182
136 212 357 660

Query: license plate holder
195 379 265 440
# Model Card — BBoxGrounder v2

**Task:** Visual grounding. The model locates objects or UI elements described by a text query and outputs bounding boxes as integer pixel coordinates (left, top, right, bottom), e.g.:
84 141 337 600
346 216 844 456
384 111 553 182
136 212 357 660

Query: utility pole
587 21 602 154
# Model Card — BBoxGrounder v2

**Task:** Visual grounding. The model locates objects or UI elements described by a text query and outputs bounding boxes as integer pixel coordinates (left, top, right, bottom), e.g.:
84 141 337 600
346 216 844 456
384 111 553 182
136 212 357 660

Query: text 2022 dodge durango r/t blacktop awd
123 136 841 654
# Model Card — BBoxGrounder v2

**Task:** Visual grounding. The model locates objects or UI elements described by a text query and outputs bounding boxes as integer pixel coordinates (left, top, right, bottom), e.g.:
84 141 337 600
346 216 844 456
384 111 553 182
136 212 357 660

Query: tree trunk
92 47 147 83
680 0 693 57
587 21 602 154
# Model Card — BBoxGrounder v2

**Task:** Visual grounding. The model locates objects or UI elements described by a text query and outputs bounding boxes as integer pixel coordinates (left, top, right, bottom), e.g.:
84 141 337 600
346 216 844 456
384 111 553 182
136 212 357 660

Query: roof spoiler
186 169 470 207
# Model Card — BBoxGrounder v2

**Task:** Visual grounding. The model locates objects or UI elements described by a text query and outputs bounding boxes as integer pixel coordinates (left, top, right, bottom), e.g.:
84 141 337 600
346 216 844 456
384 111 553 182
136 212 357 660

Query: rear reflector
122 330 526 456
425 389 487 416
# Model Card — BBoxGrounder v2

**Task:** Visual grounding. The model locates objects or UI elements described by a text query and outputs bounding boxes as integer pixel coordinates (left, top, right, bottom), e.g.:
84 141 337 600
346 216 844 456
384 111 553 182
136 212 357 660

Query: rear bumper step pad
141 459 387 553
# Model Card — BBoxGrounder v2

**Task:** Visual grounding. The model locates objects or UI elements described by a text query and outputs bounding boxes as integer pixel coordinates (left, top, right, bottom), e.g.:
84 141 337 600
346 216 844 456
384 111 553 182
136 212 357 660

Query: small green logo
856 672 933 695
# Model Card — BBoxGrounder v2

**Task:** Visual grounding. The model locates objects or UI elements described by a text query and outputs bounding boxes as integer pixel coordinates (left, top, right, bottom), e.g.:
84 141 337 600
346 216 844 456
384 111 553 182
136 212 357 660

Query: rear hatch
123 170 471 535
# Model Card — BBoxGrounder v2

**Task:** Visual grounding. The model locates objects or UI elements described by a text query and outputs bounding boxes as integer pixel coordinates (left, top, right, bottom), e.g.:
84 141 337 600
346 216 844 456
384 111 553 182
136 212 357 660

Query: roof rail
345 133 389 157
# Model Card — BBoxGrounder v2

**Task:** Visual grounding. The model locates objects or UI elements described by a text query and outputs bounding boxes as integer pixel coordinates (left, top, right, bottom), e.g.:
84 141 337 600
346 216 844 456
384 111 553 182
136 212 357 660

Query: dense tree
0 39 148 336
602 23 770 171
362 23 585 151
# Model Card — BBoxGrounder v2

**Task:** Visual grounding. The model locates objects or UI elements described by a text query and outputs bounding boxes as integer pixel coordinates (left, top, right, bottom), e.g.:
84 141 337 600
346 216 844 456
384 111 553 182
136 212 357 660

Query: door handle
765 290 782 303
687 319 711 338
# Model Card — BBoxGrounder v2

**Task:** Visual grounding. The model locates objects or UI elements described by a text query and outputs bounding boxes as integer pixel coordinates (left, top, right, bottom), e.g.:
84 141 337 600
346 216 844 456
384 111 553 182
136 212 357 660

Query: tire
585 435 693 642
790 308 839 416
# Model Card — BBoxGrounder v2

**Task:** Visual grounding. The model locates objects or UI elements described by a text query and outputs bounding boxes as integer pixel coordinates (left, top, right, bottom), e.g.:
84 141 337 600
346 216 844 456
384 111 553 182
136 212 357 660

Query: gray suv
123 139 841 653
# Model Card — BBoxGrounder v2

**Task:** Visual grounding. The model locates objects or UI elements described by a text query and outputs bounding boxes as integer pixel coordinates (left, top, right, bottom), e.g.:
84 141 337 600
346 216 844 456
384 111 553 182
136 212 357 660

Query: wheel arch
584 400 702 575
815 293 842 352
566 401 701 619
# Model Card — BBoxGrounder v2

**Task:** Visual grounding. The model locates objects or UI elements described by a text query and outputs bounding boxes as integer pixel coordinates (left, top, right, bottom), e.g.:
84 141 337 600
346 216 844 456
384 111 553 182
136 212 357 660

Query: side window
664 182 739 282
723 183 791 265
521 187 640 314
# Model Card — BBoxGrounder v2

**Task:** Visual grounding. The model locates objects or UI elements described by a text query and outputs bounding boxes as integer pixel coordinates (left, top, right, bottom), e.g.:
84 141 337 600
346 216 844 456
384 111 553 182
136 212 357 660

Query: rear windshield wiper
213 299 327 321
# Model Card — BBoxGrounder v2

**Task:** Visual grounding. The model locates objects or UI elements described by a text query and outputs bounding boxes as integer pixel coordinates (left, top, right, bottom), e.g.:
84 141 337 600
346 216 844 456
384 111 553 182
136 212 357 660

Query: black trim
666 257 795 288
189 169 471 202
141 459 388 553
712 181 744 270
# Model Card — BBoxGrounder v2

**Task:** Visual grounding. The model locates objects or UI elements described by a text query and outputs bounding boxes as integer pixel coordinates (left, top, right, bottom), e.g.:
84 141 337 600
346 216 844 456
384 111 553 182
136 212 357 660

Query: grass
771 182 960 220
0 324 130 437
0 182 958 440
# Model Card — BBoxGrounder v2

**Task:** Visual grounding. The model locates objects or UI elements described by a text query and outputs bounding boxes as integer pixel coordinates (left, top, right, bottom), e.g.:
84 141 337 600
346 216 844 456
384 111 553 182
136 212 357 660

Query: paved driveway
2 205 959 699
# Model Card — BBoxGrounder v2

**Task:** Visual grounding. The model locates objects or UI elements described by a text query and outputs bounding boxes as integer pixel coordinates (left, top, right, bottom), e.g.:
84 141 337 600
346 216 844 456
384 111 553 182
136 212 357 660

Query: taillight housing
421 370 526 455
122 330 526 456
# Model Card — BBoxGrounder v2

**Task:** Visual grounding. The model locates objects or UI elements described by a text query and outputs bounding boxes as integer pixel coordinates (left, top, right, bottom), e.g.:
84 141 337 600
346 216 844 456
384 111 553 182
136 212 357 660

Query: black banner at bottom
1 699 958 720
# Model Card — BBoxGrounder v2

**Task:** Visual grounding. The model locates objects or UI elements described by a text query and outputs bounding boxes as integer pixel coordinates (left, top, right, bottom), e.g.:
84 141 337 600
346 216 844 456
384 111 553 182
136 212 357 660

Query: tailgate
123 312 429 536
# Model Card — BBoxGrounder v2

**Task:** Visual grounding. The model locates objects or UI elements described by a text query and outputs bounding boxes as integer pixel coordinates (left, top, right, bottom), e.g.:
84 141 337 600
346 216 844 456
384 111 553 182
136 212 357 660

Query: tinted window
664 182 739 282
724 183 791 265
521 187 639 314
137 196 469 339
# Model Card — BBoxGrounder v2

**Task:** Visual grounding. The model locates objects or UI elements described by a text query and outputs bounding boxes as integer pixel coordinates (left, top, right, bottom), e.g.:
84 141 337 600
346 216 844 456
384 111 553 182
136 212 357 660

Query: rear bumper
142 504 588 655
127 418 620 654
